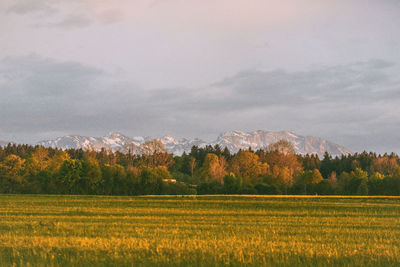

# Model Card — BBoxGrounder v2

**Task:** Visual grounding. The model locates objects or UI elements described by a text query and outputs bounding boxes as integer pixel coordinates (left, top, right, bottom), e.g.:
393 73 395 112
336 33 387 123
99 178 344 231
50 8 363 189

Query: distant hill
37 130 351 158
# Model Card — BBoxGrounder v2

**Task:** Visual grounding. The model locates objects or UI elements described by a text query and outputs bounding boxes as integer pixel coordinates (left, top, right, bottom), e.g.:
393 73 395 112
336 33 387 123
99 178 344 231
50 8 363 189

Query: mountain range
36 130 351 158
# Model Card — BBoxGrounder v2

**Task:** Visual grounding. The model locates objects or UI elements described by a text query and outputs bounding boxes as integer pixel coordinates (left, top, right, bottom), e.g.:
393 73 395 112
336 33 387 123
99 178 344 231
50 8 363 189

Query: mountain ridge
37 130 351 158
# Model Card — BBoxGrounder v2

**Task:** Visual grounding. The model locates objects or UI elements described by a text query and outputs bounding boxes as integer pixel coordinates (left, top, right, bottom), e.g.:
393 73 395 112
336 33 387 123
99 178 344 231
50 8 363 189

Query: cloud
0 55 111 133
139 60 400 153
4 0 57 16
2 0 124 28
0 55 399 153
41 14 93 28
153 59 396 115
0 54 102 97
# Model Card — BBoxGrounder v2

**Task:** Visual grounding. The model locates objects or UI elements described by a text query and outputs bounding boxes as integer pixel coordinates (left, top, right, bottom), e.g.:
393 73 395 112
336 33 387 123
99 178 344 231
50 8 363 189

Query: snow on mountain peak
37 130 352 158
161 135 179 144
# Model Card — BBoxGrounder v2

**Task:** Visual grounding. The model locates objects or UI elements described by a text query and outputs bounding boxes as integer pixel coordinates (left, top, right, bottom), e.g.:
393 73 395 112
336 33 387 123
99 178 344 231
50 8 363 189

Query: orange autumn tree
370 156 400 176
198 153 227 184
262 140 303 192
229 151 269 185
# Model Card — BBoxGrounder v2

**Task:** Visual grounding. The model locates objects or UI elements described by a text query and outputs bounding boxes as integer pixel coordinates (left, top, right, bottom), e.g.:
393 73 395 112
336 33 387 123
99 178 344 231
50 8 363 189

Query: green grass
1 195 400 266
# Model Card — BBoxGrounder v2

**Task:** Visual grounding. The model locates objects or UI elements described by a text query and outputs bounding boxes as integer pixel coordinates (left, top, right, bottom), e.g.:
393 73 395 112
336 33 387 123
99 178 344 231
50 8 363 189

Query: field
1 195 400 266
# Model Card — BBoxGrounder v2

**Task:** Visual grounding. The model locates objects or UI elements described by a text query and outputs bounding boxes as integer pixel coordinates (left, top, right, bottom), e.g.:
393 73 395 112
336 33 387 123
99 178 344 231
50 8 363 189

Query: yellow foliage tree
230 151 269 185
0 154 25 193
198 153 227 184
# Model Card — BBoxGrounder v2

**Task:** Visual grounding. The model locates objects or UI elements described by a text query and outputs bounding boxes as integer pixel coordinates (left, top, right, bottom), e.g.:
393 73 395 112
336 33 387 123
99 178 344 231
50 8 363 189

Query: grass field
1 195 400 266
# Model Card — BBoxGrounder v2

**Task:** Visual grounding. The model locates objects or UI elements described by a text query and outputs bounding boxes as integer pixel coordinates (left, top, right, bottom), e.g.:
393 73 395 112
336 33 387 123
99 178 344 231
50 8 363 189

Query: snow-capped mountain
160 136 208 156
38 132 144 153
37 130 351 158
215 130 351 157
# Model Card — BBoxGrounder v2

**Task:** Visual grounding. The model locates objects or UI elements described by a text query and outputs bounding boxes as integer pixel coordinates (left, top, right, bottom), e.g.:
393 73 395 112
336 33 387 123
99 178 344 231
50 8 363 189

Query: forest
1 140 400 196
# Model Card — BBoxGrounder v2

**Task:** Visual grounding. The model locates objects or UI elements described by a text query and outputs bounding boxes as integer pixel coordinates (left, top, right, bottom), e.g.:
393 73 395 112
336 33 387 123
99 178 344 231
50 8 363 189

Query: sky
0 0 400 154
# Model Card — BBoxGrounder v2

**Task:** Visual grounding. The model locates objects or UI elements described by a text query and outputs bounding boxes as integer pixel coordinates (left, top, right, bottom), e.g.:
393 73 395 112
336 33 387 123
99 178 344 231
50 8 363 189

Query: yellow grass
1 194 399 266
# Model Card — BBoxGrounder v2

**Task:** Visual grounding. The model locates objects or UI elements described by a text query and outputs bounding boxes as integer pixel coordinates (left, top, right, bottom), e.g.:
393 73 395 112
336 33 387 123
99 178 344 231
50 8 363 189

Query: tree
222 147 231 161
352 168 369 180
337 171 351 195
139 166 170 195
230 151 268 185
47 150 70 174
327 171 338 193
57 159 84 194
198 154 226 184
140 139 167 155
357 180 369 195
139 152 174 168
102 164 127 195
23 147 58 194
81 157 102 194
0 155 25 193
26 147 50 174
126 166 141 195
370 156 400 176
338 168 368 195
223 173 241 194
297 169 323 194
189 156 196 179
368 172 385 195
301 154 321 171
263 141 302 190
254 183 280 195
320 152 333 178
271 165 293 194
267 140 296 155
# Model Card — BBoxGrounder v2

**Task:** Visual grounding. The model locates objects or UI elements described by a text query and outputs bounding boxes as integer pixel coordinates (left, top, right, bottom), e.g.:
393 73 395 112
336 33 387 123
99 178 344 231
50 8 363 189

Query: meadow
0 195 399 266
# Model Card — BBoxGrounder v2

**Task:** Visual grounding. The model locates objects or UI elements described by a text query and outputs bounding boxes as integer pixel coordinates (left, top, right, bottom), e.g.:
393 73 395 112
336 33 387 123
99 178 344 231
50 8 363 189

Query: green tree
139 166 171 195
81 157 102 194
320 152 333 178
0 154 25 193
223 173 241 194
102 164 127 195
368 172 385 195
57 159 84 194
338 168 368 195
297 169 323 194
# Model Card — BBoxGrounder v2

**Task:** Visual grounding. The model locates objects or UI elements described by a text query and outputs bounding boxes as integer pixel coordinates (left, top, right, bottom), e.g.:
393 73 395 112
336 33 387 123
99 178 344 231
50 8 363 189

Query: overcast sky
1 0 400 153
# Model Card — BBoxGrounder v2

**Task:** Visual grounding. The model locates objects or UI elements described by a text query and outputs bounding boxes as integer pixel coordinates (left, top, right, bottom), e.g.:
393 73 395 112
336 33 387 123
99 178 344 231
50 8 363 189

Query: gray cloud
148 60 397 122
139 60 400 153
42 14 93 28
5 0 57 16
2 0 121 28
1 0 400 155
0 55 399 154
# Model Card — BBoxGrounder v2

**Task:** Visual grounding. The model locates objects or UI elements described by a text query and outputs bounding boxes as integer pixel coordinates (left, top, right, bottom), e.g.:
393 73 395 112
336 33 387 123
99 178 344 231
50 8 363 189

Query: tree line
1 140 400 195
